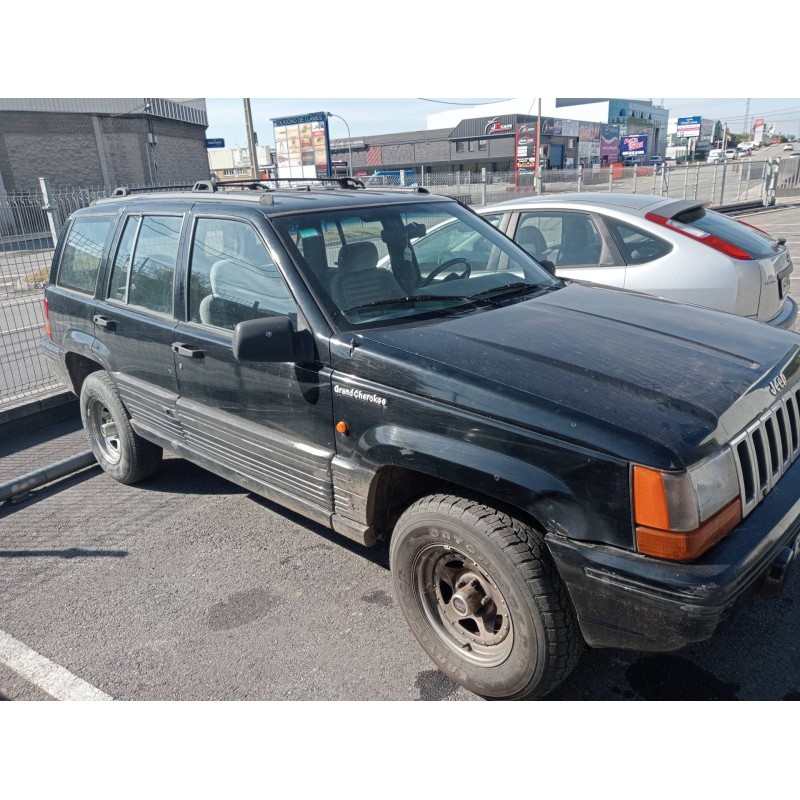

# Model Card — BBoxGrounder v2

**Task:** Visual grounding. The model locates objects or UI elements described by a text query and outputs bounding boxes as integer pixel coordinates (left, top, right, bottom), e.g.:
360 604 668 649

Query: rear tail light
645 211 752 260
43 296 52 341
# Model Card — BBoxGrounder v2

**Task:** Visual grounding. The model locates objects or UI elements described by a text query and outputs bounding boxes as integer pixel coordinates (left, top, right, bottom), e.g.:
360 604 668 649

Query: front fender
353 424 631 546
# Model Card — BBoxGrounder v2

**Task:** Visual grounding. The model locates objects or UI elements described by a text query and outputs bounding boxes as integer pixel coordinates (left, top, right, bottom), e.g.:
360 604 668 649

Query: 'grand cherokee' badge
334 384 388 407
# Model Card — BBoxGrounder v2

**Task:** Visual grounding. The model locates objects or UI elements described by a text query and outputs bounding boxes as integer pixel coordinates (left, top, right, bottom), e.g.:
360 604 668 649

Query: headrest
338 241 379 273
517 226 546 250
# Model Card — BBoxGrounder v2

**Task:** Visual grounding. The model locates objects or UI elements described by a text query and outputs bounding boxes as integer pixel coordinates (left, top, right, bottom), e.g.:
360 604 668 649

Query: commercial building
322 97 669 179
0 98 209 192
208 145 273 181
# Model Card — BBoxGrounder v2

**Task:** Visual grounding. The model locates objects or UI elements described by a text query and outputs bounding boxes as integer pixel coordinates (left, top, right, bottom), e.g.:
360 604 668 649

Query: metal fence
0 181 117 406
1 160 797 407
423 159 775 209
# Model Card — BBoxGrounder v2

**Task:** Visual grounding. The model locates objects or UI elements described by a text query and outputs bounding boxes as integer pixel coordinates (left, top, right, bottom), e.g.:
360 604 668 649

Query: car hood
338 284 800 468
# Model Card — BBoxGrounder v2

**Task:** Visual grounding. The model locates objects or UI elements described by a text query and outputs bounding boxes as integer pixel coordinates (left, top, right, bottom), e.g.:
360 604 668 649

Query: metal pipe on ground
0 450 97 503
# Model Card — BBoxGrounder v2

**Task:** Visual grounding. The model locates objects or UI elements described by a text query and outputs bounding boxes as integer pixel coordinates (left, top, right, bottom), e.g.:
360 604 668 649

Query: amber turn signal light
636 499 742 561
336 421 349 435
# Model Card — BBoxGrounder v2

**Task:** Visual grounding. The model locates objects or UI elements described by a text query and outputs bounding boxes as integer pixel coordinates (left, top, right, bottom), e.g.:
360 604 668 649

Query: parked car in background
784 144 794 152
406 193 796 329
725 148 738 161
363 169 418 188
707 149 727 164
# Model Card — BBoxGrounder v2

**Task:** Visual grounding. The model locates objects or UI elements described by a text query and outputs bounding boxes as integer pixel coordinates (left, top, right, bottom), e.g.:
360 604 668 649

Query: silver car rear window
672 207 777 260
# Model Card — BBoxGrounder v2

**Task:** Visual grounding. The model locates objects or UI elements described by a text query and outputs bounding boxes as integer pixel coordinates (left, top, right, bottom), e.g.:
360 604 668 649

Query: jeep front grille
731 382 800 517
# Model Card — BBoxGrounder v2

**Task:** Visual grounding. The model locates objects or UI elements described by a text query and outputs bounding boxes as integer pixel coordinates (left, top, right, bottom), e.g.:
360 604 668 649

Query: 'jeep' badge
769 372 788 397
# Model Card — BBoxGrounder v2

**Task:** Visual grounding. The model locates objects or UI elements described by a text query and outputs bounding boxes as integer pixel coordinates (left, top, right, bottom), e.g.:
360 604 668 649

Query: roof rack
212 177 365 191
110 184 197 197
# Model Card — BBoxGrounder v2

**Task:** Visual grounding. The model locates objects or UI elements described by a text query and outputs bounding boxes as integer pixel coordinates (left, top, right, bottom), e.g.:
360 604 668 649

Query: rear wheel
80 371 162 485
390 494 582 700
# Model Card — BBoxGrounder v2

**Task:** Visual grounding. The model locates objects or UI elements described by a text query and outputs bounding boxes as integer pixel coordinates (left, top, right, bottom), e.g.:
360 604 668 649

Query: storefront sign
620 135 648 156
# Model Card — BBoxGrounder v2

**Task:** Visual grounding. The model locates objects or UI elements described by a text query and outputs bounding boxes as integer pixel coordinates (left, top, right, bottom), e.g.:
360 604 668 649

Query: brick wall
0 111 208 191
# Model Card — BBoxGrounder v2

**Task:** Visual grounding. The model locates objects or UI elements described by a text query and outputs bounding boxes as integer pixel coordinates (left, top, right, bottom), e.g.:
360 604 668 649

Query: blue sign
620 134 648 156
205 138 225 148
677 116 701 127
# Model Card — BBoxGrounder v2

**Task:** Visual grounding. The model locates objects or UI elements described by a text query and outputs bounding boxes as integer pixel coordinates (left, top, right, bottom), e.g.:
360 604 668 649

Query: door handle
172 342 205 359
93 315 116 331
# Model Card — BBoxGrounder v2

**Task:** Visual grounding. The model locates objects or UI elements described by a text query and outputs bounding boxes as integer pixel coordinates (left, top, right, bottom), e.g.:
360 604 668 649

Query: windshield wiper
469 281 552 302
342 295 475 314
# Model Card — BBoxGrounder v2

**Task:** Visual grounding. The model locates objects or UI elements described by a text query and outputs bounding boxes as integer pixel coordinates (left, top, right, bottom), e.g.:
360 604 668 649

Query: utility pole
244 98 259 180
535 97 542 196
743 98 751 140
722 123 728 153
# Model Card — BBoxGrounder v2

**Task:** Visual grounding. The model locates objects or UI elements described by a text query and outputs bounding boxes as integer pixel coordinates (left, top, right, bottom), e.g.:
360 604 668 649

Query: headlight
632 449 742 561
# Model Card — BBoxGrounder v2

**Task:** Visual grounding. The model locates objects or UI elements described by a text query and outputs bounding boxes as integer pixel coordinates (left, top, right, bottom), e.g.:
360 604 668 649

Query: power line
417 98 511 106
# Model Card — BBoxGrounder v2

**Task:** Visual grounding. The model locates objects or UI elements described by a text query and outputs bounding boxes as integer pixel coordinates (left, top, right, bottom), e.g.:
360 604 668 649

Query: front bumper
547 457 800 651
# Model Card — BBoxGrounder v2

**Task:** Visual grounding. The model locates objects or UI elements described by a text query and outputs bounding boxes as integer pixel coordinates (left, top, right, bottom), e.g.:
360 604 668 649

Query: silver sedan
469 193 797 329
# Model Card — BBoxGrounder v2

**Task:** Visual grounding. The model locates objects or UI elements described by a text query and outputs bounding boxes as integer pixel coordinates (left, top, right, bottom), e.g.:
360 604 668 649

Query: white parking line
0 628 113 701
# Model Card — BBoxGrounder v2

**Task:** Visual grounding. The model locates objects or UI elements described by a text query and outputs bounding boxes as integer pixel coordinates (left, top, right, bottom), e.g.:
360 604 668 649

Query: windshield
271 200 557 328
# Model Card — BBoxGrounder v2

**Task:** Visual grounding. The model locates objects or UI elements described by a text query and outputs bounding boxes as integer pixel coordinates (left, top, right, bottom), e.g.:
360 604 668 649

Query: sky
205 98 800 151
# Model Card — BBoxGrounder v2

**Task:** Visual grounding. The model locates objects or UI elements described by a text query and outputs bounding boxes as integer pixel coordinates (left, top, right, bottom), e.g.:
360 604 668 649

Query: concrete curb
0 390 78 442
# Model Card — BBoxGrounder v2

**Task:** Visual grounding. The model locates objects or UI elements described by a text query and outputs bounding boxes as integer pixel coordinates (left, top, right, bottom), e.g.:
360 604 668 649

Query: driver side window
413 218 502 277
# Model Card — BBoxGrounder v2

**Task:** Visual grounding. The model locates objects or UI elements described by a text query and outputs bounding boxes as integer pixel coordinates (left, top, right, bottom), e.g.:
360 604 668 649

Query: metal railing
1 160 794 407
0 180 158 407
416 159 773 209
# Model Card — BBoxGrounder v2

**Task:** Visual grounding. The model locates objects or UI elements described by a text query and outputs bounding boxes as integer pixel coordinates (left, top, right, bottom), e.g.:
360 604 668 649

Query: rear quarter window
57 216 113 294
604 217 673 265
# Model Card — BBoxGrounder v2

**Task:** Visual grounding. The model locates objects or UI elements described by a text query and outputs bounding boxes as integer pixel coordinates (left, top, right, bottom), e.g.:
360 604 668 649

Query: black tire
79 371 162 485
390 494 582 700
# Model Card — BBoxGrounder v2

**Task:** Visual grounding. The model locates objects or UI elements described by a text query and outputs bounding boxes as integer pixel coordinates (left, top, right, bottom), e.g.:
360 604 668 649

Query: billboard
620 134 648 157
599 124 620 160
676 116 701 137
515 121 537 181
272 111 332 180
754 117 765 144
541 118 580 137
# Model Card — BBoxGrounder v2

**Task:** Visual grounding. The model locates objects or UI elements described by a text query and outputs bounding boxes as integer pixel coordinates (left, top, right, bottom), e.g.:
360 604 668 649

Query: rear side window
672 207 777 260
604 218 673 265
108 215 183 315
57 216 113 294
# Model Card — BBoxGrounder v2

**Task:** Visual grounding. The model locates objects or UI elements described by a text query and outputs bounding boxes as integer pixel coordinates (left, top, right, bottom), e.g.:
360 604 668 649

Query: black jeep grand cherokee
41 179 800 700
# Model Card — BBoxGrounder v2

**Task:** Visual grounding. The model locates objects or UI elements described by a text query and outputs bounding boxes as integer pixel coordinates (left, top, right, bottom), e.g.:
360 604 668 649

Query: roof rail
110 184 196 197
213 177 365 191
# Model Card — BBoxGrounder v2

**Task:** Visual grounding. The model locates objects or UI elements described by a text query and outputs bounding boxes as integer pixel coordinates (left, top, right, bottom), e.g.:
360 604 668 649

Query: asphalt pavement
3 198 800 702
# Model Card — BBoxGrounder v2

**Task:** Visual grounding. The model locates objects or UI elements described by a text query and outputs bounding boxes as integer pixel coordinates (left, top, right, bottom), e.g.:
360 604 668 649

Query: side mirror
233 316 297 362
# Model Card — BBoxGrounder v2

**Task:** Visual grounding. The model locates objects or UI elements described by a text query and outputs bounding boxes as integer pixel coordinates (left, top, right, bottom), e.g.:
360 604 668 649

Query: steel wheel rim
87 398 121 465
413 543 514 667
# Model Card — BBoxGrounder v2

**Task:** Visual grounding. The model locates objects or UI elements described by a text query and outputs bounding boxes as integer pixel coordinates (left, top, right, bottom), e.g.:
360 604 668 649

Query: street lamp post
327 112 352 177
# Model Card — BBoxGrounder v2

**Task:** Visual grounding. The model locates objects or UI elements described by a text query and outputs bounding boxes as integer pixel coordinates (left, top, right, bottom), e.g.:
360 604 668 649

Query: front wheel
80 371 162 485
390 494 582 700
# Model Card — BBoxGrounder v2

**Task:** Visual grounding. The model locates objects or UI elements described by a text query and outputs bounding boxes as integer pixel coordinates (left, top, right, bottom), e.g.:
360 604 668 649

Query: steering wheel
419 257 472 287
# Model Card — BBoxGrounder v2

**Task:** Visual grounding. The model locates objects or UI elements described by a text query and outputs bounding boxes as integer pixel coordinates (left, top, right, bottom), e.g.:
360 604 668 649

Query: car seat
199 258 277 330
557 216 602 267
516 225 548 261
330 241 406 311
